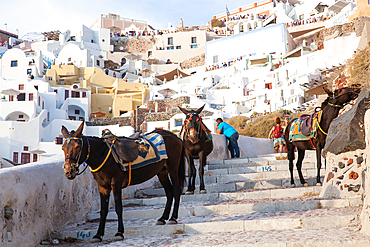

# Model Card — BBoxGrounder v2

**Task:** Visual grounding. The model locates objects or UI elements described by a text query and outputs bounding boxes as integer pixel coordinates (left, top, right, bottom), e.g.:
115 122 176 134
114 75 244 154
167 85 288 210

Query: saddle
102 129 139 162
298 111 320 137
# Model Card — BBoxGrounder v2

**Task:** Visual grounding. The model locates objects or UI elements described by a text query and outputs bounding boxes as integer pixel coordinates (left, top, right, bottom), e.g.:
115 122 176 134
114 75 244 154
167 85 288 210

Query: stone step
78 227 370 247
207 158 324 170
58 207 361 242
88 197 361 222
149 167 325 193
131 184 324 206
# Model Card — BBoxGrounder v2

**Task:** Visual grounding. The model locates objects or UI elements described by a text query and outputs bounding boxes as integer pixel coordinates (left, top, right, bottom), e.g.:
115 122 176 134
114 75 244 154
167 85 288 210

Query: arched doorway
5 111 30 122
68 105 85 121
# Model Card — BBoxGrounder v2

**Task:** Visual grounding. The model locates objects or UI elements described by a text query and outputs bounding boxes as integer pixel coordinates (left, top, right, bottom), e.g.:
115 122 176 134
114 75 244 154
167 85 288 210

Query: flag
226 5 230 16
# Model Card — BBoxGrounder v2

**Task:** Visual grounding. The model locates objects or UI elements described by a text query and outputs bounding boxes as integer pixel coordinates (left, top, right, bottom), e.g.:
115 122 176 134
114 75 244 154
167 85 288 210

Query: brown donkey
61 122 185 242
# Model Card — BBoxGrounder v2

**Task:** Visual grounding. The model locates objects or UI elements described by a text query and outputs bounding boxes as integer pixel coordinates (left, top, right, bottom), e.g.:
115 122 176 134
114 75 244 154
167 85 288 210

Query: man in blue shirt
216 118 240 158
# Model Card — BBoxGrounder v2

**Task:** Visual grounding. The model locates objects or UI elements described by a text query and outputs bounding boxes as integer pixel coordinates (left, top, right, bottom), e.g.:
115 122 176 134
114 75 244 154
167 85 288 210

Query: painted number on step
262 166 272 172
77 231 91 239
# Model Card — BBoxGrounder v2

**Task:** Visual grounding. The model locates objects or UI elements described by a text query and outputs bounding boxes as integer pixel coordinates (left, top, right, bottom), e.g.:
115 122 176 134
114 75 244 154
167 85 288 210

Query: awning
155 68 190 82
250 58 268 65
328 0 350 14
281 47 303 59
305 83 328 95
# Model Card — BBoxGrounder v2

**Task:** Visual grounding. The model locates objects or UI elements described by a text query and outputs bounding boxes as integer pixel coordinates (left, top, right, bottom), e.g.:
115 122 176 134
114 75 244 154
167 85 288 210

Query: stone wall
87 96 190 132
0 155 100 247
361 109 370 236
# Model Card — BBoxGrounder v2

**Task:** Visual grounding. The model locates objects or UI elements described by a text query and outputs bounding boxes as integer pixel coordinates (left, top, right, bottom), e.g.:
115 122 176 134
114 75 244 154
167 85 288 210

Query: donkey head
61 122 84 180
178 104 205 144
323 85 361 107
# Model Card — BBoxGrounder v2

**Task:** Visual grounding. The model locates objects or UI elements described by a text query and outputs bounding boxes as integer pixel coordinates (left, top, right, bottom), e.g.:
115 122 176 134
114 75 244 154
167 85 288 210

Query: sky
1 0 256 38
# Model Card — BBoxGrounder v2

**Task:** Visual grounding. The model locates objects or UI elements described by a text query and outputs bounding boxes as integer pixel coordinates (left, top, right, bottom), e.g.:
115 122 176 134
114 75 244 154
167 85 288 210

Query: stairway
55 151 370 246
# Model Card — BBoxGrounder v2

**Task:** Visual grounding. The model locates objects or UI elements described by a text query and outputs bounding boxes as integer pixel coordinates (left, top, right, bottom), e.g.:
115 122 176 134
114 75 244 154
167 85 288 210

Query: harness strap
309 137 315 149
317 121 327 135
125 162 132 188
90 149 112 173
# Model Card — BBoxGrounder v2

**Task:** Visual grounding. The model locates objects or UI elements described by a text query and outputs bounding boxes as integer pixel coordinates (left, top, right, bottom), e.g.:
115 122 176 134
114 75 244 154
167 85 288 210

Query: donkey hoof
91 235 103 242
114 232 124 241
168 219 178 224
316 183 322 186
199 190 207 194
156 219 166 225
303 183 308 187
185 191 194 195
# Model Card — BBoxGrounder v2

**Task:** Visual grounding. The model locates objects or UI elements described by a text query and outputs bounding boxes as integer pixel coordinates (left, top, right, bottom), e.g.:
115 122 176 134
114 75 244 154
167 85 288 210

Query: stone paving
52 227 370 247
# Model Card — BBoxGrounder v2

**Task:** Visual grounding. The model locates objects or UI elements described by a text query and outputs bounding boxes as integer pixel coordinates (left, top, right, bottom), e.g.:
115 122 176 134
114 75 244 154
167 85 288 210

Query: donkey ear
323 86 332 97
178 106 189 115
61 126 69 139
195 104 206 114
75 121 84 137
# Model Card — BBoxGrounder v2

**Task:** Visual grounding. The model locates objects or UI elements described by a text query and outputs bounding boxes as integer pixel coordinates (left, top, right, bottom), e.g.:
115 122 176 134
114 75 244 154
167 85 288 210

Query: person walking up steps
268 117 286 153
216 118 240 158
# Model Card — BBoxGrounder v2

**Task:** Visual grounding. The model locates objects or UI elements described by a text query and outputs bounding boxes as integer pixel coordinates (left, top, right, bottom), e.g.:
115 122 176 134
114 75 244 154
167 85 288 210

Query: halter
183 113 202 144
327 89 355 108
64 136 90 176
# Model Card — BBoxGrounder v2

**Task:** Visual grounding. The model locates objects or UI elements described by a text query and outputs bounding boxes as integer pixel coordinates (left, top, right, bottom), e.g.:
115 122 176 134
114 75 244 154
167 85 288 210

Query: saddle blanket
113 133 168 171
289 111 322 142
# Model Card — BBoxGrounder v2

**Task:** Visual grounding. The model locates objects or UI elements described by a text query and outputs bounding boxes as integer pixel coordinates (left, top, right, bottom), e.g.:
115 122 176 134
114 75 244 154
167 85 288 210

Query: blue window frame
11 60 18 67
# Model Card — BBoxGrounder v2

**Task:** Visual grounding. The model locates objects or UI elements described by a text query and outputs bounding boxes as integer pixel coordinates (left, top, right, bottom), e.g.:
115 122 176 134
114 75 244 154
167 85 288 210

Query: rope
124 162 132 188
90 149 112 173
317 121 327 135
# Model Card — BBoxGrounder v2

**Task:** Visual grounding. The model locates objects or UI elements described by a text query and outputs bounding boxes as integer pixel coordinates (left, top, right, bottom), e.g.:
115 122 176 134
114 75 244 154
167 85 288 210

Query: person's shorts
273 137 286 148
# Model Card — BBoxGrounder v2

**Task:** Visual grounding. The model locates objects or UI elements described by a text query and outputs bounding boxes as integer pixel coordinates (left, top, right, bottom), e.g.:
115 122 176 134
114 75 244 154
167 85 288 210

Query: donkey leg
287 144 295 186
112 184 124 240
316 144 323 186
199 151 207 193
156 169 173 225
185 152 196 194
93 190 110 242
296 148 307 186
168 169 181 224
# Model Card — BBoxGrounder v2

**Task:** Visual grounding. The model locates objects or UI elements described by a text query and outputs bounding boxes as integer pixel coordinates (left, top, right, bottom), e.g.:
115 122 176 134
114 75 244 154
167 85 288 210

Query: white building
205 23 295 67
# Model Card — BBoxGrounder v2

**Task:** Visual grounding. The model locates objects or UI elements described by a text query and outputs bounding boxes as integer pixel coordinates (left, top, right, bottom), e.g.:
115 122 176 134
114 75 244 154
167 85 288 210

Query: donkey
61 122 185 241
179 104 213 194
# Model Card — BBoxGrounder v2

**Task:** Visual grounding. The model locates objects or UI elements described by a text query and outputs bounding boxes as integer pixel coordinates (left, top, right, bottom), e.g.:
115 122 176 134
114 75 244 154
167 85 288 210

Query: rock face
323 88 370 157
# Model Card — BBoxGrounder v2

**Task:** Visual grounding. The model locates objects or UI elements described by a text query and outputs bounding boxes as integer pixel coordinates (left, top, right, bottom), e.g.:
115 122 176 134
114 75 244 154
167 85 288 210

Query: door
21 153 30 164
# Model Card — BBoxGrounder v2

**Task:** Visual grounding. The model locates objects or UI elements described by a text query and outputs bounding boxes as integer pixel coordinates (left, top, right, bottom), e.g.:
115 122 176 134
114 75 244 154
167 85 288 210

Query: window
11 60 18 67
91 39 94 43
33 154 37 162
54 89 57 93
9 95 14 101
291 89 294 95
13 152 18 163
34 85 38 90
19 84 24 90
82 92 87 98
191 37 197 44
27 69 32 75
213 55 218 64
79 117 84 121
42 101 44 109
48 77 53 81
168 37 173 45
176 46 181 49
19 115 24 119
265 83 272 90
71 91 80 98
148 51 152 57
97 60 100 66
167 46 174 50
102 39 105 42
119 110 127 115
29 93 33 101
65 90 69 100
68 57 71 62
55 137 63 144
38 96 40 106
69 116 76 120
191 45 198 49
175 119 183 127
23 146 28 151
21 153 30 164
75 109 80 115
17 93 25 101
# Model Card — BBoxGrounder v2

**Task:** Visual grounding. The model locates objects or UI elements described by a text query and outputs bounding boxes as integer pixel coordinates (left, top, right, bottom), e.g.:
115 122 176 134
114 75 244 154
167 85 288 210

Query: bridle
183 113 202 144
327 89 355 108
64 136 90 176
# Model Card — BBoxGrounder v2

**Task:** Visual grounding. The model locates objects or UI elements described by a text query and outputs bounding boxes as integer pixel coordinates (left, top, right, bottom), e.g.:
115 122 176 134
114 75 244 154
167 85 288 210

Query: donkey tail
178 145 186 191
